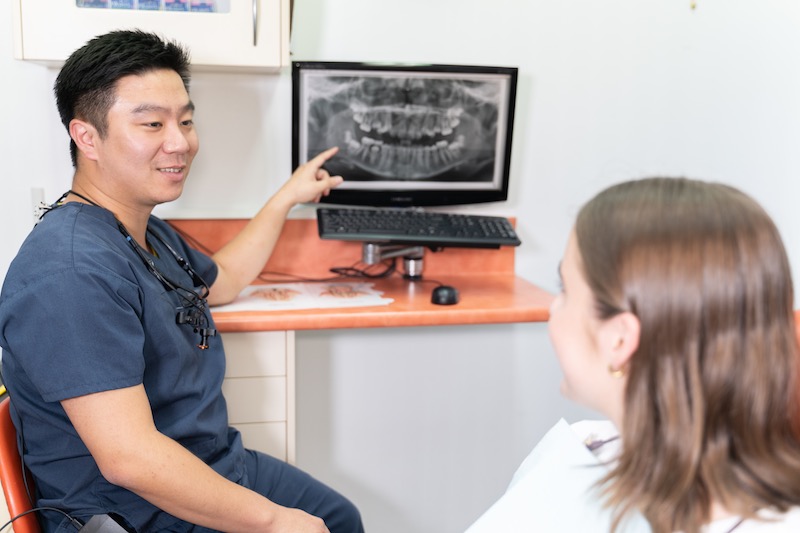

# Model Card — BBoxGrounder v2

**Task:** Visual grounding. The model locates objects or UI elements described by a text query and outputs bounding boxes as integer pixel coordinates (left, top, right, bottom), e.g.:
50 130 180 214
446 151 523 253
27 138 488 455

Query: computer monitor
292 61 518 208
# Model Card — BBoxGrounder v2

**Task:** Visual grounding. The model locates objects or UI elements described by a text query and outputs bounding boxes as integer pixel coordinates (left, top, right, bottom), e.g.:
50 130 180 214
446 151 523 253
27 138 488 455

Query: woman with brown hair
467 177 800 533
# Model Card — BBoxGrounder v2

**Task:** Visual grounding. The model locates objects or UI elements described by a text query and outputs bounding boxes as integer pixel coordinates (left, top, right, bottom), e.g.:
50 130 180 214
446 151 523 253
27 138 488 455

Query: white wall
3 1 800 532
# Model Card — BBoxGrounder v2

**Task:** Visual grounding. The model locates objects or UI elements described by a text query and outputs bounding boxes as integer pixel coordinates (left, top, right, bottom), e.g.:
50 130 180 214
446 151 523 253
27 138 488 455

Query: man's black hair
54 29 192 167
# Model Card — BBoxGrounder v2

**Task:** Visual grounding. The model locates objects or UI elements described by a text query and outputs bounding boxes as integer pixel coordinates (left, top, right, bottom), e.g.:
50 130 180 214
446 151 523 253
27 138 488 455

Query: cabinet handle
252 0 259 46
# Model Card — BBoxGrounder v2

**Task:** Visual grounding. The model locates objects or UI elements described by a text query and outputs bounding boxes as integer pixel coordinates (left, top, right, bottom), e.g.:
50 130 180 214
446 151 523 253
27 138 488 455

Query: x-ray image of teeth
302 74 504 182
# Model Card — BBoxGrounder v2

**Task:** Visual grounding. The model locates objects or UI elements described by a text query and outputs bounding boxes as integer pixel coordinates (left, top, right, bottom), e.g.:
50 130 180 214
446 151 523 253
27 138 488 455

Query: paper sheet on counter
210 282 394 312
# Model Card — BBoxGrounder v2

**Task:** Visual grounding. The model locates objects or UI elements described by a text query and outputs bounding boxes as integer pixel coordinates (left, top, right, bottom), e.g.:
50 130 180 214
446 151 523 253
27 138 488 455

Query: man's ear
69 119 100 162
599 311 641 370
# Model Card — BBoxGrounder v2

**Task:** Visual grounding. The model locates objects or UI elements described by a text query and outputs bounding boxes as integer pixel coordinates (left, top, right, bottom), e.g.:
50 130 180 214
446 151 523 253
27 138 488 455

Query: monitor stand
362 243 425 280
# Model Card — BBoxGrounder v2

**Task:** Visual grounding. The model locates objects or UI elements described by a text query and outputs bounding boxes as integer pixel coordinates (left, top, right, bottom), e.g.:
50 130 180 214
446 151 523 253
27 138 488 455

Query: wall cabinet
221 331 296 463
12 0 290 71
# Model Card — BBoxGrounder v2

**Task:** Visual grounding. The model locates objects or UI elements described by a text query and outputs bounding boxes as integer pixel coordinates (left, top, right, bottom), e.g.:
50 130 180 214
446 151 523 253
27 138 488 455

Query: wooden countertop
168 218 554 332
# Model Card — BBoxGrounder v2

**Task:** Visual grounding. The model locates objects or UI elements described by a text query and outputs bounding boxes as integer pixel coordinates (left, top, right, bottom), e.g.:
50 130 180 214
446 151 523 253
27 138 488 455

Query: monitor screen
292 61 518 208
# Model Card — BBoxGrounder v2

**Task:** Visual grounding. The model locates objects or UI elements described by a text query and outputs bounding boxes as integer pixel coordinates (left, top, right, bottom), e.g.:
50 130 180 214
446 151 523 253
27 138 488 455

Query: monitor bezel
291 61 518 208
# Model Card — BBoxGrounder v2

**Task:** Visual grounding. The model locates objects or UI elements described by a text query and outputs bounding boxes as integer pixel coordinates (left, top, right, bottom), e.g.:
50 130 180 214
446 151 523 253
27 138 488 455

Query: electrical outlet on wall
31 187 45 225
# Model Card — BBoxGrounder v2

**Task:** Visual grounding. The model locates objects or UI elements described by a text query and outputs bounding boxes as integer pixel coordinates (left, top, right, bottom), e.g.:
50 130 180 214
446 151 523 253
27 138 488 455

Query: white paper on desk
210 282 394 312
465 419 650 533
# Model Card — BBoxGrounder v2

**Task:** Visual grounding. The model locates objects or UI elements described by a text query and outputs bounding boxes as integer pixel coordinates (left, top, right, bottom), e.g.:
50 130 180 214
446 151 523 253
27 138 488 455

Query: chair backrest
796 310 800 347
0 396 40 533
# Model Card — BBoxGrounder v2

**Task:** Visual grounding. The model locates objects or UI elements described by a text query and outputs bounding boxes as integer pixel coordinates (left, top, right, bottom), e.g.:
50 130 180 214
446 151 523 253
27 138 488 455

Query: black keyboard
317 207 522 248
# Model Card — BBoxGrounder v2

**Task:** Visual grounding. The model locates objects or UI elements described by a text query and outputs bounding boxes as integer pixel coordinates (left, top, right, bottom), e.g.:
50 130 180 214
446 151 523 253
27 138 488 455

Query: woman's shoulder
706 507 800 532
465 418 648 533
744 507 800 531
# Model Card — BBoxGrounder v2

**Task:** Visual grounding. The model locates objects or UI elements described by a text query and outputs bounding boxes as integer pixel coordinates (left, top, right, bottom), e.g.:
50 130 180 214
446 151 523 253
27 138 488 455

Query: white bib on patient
465 418 650 533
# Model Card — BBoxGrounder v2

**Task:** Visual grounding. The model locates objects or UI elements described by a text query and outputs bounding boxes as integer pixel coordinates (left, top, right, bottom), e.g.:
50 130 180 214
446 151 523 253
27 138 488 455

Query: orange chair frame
0 396 40 533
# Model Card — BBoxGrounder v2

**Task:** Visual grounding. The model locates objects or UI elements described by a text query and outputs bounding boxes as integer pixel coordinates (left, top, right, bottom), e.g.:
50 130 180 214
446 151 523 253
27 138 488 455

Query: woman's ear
69 119 100 162
599 312 641 371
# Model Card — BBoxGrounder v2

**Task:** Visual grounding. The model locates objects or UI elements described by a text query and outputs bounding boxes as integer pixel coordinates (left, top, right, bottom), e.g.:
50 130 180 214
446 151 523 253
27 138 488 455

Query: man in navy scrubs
0 30 363 533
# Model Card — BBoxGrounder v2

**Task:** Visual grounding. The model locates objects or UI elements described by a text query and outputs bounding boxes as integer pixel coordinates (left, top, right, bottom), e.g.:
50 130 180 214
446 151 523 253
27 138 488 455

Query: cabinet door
222 331 296 463
13 0 289 70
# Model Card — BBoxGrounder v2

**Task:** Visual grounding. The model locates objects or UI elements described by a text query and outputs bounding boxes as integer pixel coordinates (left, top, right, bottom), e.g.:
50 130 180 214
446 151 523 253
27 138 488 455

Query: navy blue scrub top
0 203 245 531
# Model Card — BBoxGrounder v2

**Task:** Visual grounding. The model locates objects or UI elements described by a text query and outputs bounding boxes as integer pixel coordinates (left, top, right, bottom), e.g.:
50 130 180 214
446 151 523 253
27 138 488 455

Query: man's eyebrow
131 101 195 114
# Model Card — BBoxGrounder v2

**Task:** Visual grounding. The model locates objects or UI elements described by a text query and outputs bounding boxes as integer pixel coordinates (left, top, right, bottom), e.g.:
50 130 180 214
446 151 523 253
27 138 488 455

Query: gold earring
608 364 626 378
